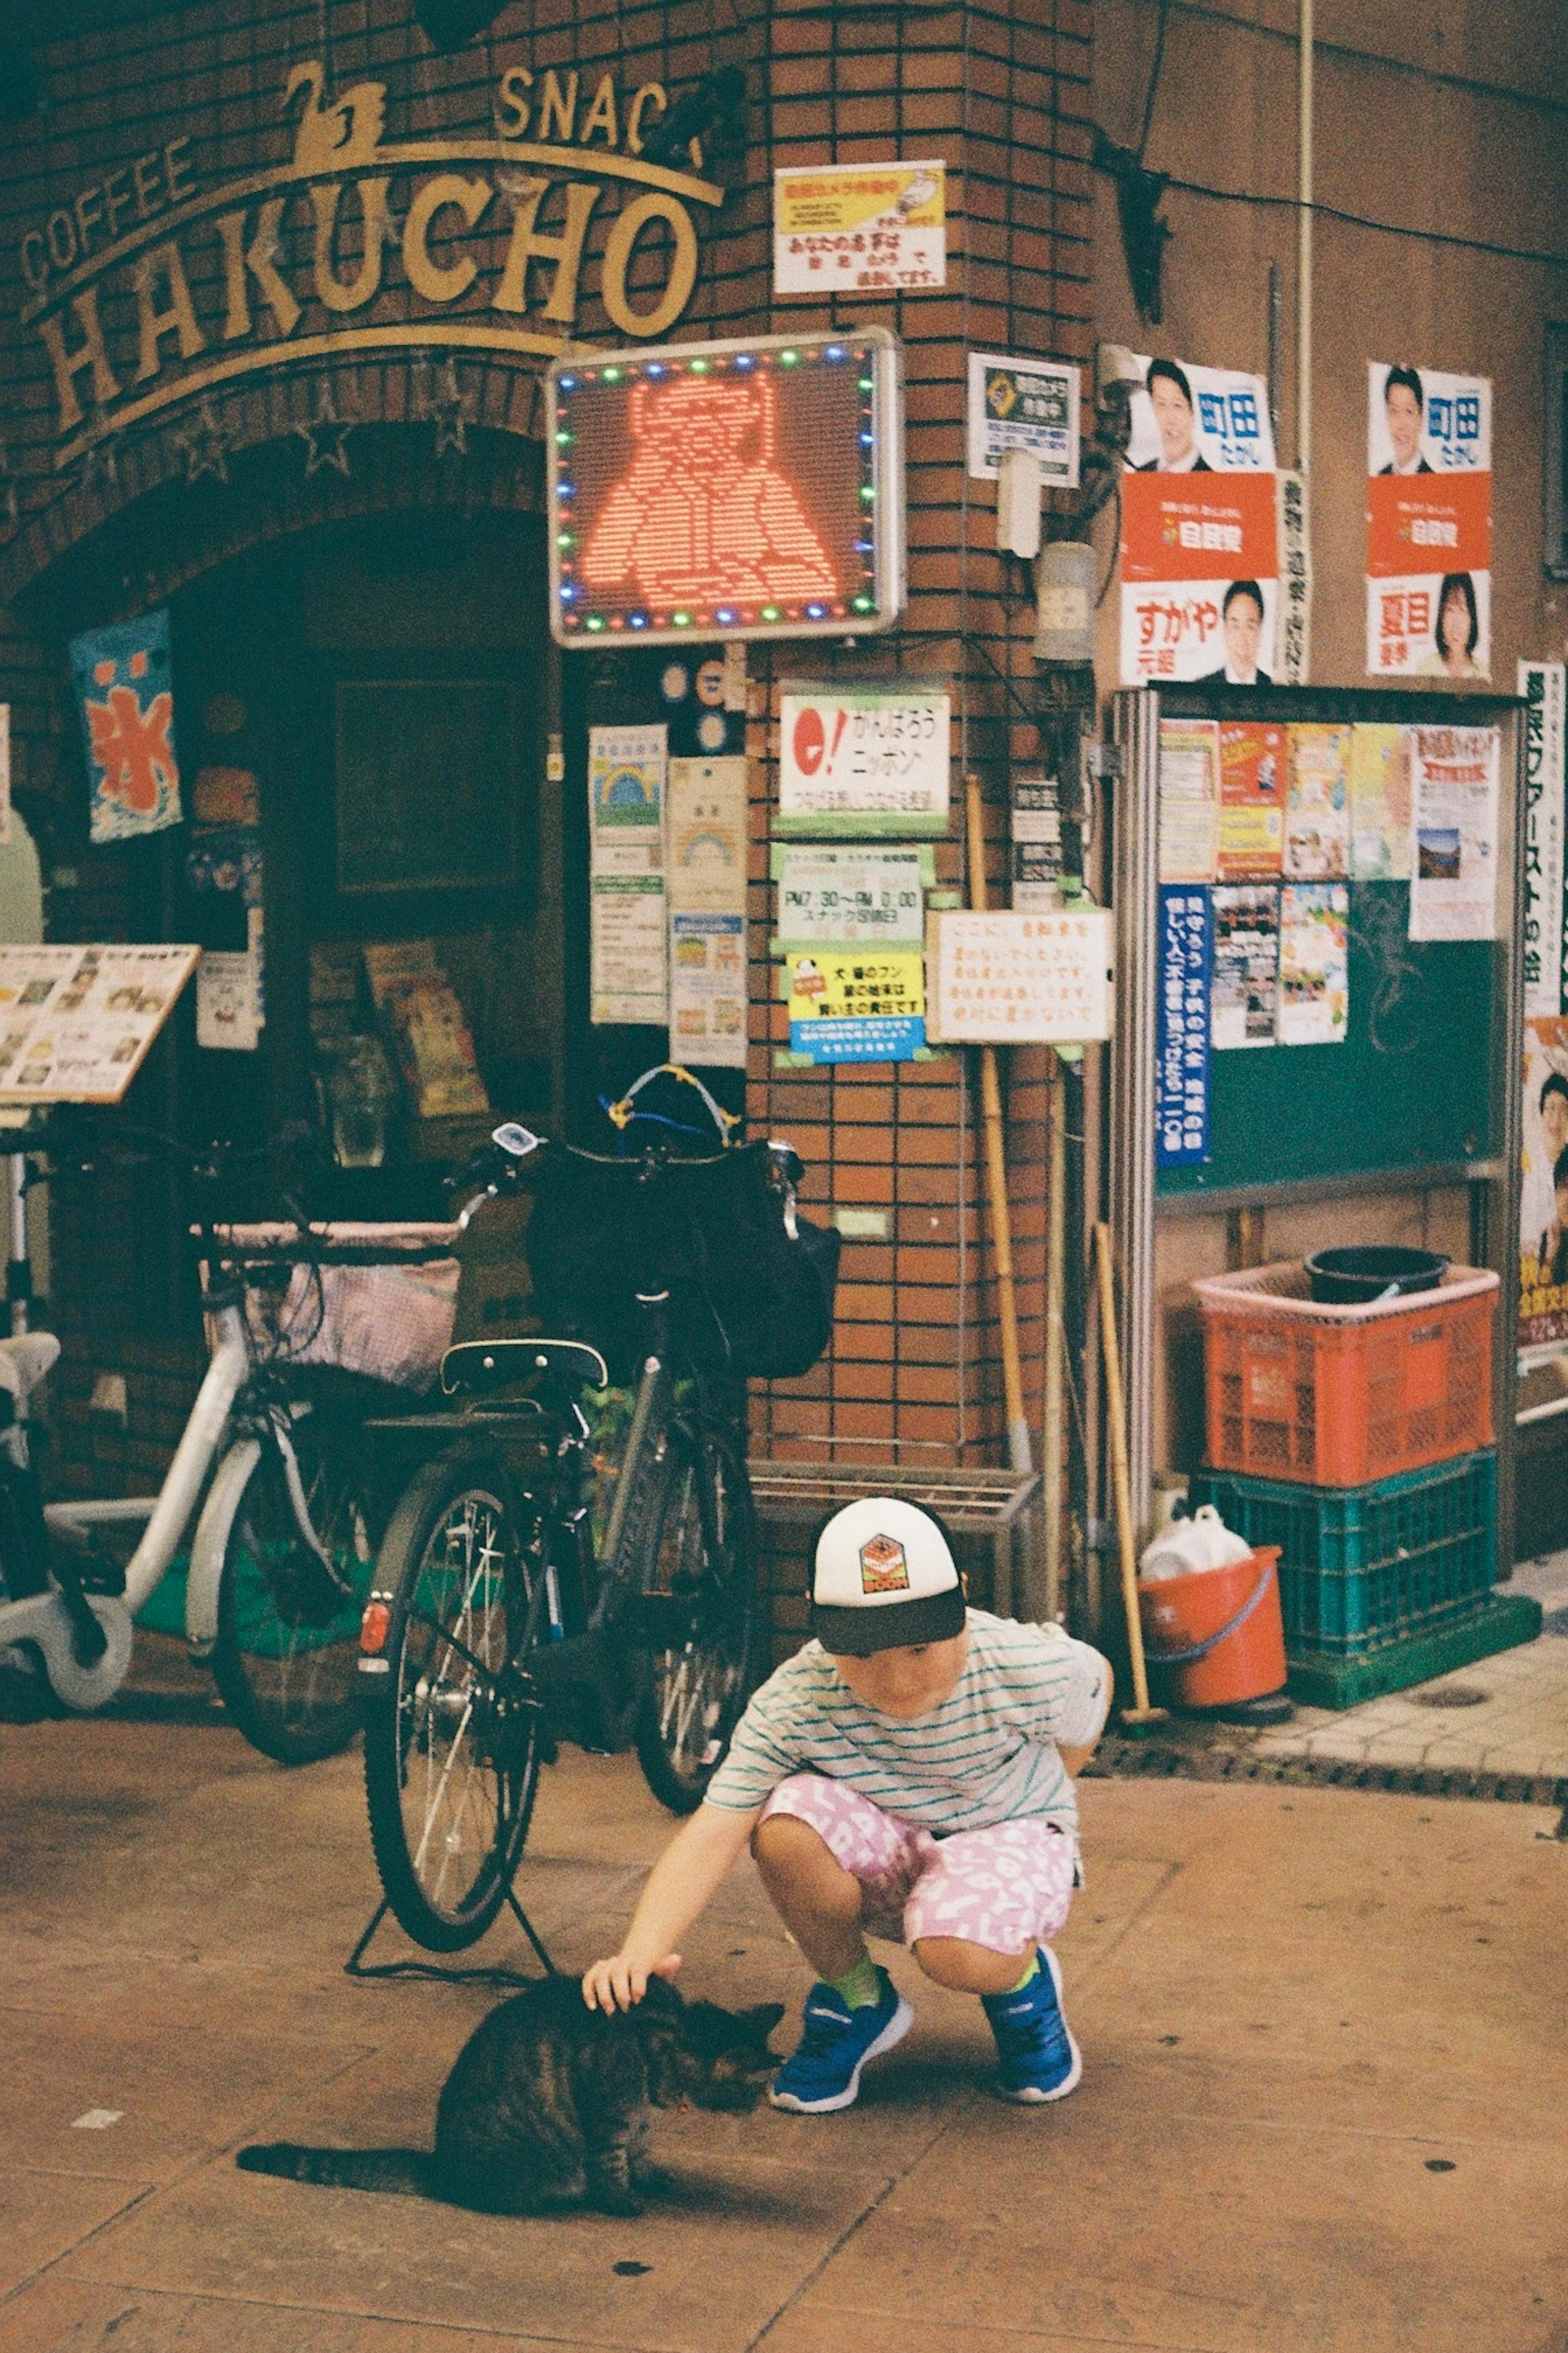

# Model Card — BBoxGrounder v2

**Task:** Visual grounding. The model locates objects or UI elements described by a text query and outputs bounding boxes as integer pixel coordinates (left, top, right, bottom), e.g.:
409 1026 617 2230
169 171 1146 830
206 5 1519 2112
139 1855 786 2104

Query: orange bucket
1137 1546 1287 1711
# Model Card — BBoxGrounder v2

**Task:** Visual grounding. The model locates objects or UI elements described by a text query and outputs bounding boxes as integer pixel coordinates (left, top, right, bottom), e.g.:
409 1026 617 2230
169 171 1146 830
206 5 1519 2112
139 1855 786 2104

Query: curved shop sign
19 60 723 470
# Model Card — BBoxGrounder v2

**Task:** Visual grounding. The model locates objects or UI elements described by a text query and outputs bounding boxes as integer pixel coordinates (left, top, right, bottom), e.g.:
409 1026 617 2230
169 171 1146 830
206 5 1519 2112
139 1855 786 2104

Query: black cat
237 1974 784 2217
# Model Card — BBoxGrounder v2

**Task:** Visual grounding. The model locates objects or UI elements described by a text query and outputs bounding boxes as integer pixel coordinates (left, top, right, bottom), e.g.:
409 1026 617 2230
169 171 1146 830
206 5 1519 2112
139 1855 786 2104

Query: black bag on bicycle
525 1142 840 1385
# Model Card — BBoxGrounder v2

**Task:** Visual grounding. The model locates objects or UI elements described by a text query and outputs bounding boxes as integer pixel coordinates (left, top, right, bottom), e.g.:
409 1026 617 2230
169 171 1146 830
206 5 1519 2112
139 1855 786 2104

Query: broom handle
1094 1220 1155 1716
965 775 1031 1476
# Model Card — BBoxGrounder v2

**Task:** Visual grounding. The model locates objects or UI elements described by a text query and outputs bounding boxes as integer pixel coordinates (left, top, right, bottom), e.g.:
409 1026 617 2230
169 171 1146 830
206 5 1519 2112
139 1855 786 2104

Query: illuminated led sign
547 328 905 645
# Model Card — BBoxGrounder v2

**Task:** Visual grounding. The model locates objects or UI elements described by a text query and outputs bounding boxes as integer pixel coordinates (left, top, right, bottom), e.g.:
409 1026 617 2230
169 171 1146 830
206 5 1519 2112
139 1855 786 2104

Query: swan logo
20 58 725 467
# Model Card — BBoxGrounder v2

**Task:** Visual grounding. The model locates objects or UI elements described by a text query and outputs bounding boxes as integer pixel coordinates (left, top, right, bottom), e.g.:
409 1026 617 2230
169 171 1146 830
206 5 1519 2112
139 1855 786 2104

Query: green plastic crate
1191 1449 1497 1656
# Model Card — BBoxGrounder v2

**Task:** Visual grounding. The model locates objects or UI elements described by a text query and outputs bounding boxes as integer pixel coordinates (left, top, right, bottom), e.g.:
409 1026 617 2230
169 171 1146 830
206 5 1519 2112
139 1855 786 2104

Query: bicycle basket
216 1221 463 1393
524 1145 840 1384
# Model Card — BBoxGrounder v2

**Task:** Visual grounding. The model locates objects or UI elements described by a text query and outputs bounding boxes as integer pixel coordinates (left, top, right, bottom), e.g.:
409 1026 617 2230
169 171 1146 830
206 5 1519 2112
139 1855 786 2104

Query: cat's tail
237 2141 436 2199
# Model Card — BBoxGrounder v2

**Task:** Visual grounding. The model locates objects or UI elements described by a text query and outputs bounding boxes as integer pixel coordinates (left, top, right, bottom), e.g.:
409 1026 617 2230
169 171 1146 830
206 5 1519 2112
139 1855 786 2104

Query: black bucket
1304 1245 1449 1305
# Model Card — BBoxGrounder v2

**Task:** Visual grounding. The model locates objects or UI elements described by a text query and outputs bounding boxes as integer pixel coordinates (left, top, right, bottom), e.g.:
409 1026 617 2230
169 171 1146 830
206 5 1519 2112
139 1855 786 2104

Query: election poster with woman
1366 363 1492 680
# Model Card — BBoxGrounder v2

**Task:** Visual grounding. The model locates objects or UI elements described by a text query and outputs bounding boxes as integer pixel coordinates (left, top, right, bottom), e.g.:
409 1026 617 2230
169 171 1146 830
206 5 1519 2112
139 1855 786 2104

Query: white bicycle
0 1128 478 1763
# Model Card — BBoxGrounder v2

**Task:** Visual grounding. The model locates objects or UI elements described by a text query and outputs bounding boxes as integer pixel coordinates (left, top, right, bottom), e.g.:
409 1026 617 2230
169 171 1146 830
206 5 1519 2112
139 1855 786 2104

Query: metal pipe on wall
1297 0 1314 475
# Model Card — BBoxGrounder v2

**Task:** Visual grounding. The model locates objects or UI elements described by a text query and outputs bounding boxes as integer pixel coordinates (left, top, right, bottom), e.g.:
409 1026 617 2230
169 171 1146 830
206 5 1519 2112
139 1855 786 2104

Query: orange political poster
1217 723 1285 878
1119 470 1280 685
1365 363 1491 679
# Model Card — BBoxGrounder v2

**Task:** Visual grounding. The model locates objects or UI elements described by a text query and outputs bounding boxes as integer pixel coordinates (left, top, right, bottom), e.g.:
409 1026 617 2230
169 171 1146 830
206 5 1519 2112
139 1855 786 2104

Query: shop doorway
168 509 561 1207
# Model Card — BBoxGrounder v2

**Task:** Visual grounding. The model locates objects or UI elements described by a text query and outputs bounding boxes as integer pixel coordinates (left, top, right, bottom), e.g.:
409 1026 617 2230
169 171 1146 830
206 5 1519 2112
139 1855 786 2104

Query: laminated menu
0 943 200 1103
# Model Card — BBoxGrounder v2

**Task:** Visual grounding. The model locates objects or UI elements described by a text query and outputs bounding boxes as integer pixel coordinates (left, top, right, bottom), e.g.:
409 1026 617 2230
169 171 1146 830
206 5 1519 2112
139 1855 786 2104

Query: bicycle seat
0 1331 60 1402
440 1337 610 1397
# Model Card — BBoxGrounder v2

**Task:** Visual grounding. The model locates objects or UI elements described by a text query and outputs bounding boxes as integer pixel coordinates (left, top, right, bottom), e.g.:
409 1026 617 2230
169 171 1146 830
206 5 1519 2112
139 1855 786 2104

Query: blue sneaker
769 1965 913 2113
982 1946 1081 2103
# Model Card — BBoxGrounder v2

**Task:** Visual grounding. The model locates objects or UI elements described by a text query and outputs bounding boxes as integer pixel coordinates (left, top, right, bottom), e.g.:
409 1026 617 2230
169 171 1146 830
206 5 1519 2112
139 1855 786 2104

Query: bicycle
0 1123 482 1764
357 1080 835 1952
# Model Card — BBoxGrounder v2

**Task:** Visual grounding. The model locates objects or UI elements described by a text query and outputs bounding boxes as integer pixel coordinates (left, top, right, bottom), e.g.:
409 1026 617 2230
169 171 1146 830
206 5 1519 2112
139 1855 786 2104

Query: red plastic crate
1194 1261 1497 1487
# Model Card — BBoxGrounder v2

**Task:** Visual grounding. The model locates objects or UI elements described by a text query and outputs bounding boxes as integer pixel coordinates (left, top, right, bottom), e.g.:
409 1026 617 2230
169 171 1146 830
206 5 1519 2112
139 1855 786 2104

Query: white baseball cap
809 1497 967 1656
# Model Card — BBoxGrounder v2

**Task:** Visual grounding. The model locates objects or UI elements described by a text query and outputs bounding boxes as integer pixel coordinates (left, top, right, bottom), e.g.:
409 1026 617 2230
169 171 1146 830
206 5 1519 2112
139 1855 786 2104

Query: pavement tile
0 2009 376 2186
0 2169 151 2300
0 2278 608 2351
790 2094 1568 2353
762 2319 1205 2353
62 2151 889 2353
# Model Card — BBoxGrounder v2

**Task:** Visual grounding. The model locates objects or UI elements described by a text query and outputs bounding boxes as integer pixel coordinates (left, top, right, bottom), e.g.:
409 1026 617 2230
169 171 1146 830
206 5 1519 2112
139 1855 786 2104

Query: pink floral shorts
758 1773 1076 1955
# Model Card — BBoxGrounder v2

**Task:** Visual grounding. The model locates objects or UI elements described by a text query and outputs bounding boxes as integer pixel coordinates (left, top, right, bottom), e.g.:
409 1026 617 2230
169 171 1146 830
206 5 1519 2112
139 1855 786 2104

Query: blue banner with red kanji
69 611 182 843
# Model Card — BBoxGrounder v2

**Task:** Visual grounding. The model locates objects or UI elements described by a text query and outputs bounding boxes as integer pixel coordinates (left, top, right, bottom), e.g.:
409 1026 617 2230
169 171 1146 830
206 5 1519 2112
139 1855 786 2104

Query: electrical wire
1160 172 1568 272
1136 0 1172 160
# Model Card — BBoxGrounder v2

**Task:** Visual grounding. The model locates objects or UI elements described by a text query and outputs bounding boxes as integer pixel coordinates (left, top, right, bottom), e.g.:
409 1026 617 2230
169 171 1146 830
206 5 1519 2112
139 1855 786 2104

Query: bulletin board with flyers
1135 685 1522 1200
1107 682 1526 1549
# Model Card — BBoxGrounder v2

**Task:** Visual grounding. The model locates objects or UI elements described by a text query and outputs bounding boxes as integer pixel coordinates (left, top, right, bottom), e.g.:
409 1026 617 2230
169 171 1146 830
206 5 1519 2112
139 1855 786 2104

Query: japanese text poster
589 723 668 1025
1365 363 1492 678
777 684 950 834
925 909 1114 1044
1284 725 1350 882
1278 884 1350 1046
1210 886 1280 1048
1408 724 1500 942
1217 724 1285 879
1119 355 1280 686
69 611 182 843
1156 885 1212 1166
666 753 748 1067
786 948 926 1063
774 845 927 948
775 160 946 296
1519 663 1566 1018
1158 717 1220 883
1348 723 1412 880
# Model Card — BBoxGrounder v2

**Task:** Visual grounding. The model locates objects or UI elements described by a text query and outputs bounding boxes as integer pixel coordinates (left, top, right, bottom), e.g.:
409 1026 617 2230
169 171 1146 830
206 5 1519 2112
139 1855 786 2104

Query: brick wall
0 0 1092 1502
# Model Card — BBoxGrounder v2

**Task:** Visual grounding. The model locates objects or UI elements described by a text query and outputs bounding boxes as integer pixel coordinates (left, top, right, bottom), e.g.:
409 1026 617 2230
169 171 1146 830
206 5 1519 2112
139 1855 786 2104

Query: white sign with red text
776 684 950 835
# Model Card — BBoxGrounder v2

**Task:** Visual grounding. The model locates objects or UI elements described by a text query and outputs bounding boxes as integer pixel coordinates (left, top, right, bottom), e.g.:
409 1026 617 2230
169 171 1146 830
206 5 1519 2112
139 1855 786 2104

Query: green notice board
1158 881 1497 1197
1151 684 1516 1204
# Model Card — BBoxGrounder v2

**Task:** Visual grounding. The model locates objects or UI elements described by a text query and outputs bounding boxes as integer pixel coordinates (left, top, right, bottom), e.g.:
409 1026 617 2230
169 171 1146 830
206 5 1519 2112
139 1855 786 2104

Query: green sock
1006 1950 1040 1995
828 1956 882 2009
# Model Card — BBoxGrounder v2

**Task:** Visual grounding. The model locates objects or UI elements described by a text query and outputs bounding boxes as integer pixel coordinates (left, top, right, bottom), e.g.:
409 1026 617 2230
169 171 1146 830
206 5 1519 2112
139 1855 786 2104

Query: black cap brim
811 1584 967 1656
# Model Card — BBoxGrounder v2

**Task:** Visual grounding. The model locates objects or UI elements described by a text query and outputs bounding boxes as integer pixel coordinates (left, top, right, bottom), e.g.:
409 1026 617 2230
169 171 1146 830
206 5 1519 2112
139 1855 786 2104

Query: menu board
0 944 199 1103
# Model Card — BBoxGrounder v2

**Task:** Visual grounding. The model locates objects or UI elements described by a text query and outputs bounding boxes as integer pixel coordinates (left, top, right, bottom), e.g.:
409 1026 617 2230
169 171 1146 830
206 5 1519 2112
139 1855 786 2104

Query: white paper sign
197 951 261 1051
967 354 1080 485
1408 725 1501 943
666 757 747 915
775 846 926 946
925 909 1114 1043
591 873 667 1025
775 160 946 296
777 685 950 835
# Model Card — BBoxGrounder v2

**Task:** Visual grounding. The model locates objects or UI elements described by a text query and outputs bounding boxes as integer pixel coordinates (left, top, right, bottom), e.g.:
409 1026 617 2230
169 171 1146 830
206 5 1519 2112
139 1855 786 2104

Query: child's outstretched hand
582 1950 683 2012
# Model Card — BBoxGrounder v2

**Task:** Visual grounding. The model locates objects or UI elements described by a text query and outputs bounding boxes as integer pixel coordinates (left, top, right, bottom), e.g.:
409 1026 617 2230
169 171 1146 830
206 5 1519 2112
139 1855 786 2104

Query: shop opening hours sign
548 330 906 646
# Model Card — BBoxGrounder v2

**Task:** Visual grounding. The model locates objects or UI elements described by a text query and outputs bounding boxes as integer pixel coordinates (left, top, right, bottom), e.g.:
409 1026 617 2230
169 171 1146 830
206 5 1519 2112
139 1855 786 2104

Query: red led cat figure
580 372 840 608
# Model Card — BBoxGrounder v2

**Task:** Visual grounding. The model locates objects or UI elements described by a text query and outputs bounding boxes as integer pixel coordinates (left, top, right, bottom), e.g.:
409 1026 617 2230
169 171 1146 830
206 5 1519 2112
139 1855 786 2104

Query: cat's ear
747 2003 787 2038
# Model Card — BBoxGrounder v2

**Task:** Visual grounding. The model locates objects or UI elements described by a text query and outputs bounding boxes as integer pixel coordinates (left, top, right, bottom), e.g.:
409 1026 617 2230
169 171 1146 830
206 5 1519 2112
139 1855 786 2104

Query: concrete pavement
1 1649 1565 2353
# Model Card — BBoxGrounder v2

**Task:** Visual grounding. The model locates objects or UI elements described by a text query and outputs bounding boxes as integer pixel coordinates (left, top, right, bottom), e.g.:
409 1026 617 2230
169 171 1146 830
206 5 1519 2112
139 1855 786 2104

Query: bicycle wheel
210 1420 373 1765
363 1452 543 1951
634 1424 761 1814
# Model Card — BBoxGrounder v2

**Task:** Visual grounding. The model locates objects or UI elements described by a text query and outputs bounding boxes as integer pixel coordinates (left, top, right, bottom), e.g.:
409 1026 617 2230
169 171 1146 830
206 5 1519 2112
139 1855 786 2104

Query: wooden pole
965 774 1031 1475
1094 1219 1166 1727
1041 1048 1067 1621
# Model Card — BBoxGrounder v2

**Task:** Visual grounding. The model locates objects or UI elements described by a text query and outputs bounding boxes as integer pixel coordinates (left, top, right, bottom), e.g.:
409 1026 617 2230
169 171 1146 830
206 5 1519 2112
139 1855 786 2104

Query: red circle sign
792 706 826 776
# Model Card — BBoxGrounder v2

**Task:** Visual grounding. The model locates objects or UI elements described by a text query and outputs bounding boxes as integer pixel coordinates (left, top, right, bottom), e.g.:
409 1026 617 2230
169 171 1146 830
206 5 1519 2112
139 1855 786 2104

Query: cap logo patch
859 1535 909 1594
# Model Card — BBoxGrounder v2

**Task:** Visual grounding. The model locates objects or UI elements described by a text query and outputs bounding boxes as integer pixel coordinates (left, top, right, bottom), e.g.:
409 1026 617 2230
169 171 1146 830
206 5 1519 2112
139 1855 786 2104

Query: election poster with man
1118 355 1282 688
1365 363 1492 680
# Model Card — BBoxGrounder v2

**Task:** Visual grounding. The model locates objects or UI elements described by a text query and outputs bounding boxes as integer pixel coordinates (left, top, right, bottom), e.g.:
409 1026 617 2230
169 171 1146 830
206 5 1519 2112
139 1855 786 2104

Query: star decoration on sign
430 358 473 456
174 398 231 483
295 385 353 478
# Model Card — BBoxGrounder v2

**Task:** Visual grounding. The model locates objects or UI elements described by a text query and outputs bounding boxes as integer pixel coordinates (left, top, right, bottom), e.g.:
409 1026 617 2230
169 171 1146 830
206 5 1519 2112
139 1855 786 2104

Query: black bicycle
358 1089 833 1952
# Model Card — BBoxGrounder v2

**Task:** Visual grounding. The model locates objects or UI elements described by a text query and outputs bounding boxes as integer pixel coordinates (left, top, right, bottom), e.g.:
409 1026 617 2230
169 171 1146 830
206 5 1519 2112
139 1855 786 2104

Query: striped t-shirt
703 1610 1110 1836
